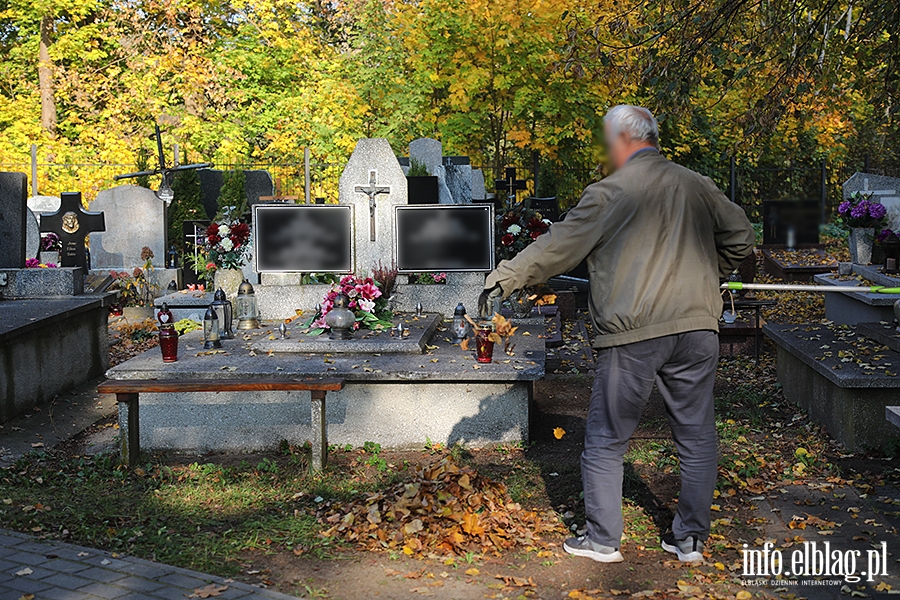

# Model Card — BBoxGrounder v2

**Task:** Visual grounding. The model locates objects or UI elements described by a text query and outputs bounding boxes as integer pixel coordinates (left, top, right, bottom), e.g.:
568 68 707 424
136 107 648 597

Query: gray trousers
583 330 719 548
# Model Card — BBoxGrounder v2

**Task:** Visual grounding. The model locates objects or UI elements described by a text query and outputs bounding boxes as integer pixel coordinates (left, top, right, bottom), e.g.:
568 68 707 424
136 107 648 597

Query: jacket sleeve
484 184 608 294
708 181 755 279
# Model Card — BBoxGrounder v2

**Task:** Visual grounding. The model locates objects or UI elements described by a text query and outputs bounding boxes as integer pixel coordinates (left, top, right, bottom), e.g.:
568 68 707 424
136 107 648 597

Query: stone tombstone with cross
89 185 166 270
0 172 28 268
842 172 900 231
40 192 106 270
338 138 408 275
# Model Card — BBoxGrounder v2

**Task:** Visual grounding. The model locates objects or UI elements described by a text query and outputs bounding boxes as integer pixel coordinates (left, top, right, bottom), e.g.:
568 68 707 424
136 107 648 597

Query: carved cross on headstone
495 167 527 202
39 192 106 270
354 170 391 242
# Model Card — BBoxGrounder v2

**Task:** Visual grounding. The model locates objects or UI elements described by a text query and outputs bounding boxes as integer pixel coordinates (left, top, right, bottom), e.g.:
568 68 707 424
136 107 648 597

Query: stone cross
354 170 391 242
495 167 527 201
40 192 106 270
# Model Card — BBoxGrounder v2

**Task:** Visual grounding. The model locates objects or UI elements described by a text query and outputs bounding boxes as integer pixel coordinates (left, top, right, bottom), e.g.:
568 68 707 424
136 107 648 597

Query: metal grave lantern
212 288 234 339
882 233 900 274
203 305 222 349
235 279 260 329
325 293 355 340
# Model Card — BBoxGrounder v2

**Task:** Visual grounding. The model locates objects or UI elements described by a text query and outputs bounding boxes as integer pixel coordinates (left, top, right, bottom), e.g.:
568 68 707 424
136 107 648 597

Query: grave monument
0 173 113 424
106 138 545 454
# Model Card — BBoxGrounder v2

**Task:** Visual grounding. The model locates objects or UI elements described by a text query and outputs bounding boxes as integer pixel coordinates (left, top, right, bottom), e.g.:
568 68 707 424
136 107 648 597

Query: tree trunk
38 15 57 135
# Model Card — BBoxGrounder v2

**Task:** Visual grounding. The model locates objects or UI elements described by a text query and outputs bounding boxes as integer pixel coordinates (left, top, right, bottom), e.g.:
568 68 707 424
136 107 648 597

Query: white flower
347 288 359 298
220 238 234 252
219 225 231 236
543 219 552 225
358 298 375 312
507 224 522 235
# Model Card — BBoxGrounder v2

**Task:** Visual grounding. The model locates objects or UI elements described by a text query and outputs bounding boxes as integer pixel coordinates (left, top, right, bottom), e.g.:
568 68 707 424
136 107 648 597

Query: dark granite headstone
762 200 820 246
0 172 28 268
39 192 106 270
198 169 275 218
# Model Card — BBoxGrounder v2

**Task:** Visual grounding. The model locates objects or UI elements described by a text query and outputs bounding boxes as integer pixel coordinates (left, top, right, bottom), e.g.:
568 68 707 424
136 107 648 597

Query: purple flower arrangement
837 192 888 229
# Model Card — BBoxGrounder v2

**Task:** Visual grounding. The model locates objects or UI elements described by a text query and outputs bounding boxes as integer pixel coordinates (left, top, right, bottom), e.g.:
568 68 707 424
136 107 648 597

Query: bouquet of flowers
837 192 888 230
311 275 392 333
204 220 251 269
410 272 447 285
497 206 551 261
40 233 61 252
25 258 57 268
877 229 897 245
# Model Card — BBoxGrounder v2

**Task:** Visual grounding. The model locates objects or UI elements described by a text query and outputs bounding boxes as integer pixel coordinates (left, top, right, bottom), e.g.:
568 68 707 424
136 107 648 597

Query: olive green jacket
485 150 755 348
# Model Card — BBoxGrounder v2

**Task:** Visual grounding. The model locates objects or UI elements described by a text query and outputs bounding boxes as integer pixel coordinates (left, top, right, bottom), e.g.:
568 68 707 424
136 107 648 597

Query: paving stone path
0 529 300 600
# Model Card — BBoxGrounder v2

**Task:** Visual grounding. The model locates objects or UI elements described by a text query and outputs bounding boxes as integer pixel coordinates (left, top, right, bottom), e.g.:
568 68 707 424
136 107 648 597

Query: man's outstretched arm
484 185 609 296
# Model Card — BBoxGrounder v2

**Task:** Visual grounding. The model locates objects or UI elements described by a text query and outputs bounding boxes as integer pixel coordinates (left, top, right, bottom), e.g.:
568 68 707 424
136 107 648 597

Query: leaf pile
319 457 564 556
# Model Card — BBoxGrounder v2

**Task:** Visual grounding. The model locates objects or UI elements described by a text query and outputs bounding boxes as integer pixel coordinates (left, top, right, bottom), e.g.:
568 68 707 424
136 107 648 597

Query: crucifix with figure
40 192 106 270
495 167 527 202
354 170 391 242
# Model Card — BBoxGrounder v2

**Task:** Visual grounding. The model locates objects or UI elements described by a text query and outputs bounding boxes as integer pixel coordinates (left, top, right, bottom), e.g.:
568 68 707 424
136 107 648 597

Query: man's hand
478 284 503 319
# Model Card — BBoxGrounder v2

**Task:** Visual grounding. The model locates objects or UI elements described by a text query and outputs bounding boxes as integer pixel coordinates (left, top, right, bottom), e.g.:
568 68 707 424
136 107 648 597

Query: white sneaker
563 535 624 563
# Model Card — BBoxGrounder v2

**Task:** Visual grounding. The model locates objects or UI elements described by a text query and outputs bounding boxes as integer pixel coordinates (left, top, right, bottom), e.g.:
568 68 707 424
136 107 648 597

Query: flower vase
214 268 244 299
849 228 875 265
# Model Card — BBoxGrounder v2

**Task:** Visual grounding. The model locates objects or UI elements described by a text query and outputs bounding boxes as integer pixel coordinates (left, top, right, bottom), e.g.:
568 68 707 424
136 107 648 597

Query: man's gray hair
604 105 659 146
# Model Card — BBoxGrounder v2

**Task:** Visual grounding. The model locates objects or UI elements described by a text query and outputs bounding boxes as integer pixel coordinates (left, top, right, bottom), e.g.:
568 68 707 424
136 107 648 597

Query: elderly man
480 105 754 563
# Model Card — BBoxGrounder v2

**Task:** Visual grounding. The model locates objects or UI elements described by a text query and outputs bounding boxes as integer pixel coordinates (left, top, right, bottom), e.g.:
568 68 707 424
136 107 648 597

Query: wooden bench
97 378 345 472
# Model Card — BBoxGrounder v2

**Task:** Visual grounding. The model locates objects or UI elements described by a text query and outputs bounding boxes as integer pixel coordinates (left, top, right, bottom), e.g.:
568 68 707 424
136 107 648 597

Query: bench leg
310 390 327 473
117 393 140 468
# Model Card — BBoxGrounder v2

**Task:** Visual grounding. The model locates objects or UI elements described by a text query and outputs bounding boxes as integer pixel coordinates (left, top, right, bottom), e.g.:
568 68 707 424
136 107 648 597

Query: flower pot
849 228 875 265
214 268 244 300
123 306 155 323
39 251 60 265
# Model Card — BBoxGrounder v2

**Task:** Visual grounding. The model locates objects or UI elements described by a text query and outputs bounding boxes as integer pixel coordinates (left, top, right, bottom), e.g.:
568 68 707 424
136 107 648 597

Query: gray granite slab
888 406 900 429
850 263 900 288
0 267 84 298
764 323 900 388
408 138 442 174
252 313 441 354
107 319 545 383
856 321 900 352
0 294 114 341
25 209 40 259
813 273 899 306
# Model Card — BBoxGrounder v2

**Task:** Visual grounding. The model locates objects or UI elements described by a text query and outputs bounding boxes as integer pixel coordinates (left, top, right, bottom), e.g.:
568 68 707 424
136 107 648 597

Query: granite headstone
338 138 408 275
408 138 443 174
842 172 900 231
27 195 61 223
198 169 275 218
25 209 40 259
89 185 165 269
445 164 473 204
471 169 486 200
0 172 28 268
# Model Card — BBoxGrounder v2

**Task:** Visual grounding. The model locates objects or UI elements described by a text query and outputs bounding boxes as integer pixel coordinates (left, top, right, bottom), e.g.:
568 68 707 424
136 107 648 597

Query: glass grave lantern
882 232 900 275
451 302 469 343
235 279 260 329
203 305 222 349
157 302 178 362
212 288 235 339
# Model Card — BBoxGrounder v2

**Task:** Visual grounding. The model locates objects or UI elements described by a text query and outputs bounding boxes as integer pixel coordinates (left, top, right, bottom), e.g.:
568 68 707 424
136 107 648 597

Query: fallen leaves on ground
319 457 564 556
553 427 566 440
189 584 228 598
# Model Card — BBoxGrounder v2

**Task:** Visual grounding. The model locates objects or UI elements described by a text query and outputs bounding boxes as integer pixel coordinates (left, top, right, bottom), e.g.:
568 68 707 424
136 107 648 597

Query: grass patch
0 446 408 576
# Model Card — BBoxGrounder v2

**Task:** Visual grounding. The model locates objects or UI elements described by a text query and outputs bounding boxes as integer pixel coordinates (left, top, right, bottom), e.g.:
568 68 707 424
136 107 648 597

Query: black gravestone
407 176 439 204
39 192 106 270
198 170 275 218
253 205 352 273
395 205 494 272
762 200 821 246
0 172 28 268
